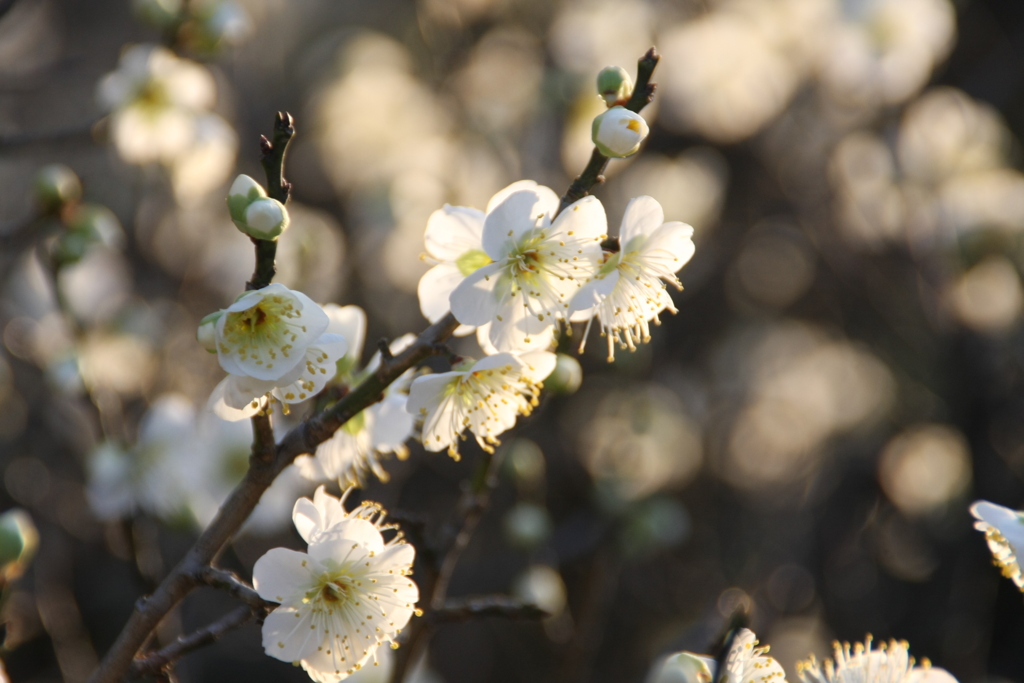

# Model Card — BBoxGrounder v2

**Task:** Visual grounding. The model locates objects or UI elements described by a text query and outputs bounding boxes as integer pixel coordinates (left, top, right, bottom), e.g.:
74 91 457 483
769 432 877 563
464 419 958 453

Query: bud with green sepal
597 65 633 107
196 310 223 353
227 174 290 241
543 353 583 395
0 509 38 583
35 164 82 214
592 106 649 158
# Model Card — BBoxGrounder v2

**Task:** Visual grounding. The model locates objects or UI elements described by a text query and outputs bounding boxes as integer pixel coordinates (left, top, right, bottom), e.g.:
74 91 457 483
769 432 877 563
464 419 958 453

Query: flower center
220 294 303 360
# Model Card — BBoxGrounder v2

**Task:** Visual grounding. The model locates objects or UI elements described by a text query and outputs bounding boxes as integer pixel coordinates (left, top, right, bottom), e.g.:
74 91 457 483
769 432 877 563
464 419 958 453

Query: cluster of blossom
647 628 957 683
96 44 237 203
412 179 694 457
254 487 418 681
85 393 306 534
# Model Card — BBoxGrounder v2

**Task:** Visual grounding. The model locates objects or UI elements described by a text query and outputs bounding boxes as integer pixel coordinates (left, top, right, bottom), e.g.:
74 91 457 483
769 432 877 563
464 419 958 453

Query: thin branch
129 606 260 677
432 595 548 624
196 567 269 610
246 112 295 292
557 47 660 214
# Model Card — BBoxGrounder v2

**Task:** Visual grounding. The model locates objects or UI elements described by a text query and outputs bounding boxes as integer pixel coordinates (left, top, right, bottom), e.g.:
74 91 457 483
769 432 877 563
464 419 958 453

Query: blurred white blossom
971 500 1024 592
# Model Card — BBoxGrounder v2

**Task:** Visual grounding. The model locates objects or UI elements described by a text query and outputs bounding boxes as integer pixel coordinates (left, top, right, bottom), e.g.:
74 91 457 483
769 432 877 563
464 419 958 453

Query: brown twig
129 606 261 677
431 595 548 624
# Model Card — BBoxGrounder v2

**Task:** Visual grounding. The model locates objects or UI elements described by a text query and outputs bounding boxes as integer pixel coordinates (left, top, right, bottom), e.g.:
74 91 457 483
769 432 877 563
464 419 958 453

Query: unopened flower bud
243 198 289 240
227 173 268 225
596 65 633 106
592 106 649 158
35 164 82 213
197 311 223 353
543 353 583 395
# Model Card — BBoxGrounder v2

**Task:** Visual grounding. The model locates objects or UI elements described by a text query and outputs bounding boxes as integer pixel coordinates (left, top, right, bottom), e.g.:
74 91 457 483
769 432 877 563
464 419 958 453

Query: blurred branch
0 120 98 153
432 595 548 623
0 0 17 21
557 47 660 214
128 605 261 678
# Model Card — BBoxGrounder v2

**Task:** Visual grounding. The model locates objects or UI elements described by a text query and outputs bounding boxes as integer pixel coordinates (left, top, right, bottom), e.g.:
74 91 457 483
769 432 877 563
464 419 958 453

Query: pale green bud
596 65 633 107
0 508 38 582
227 173 268 227
543 353 582 395
243 198 290 240
35 164 82 213
197 311 223 353
592 106 649 158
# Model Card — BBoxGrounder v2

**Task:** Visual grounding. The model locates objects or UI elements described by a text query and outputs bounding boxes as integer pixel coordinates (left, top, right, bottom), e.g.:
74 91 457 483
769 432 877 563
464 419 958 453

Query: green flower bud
0 508 38 582
67 203 124 248
34 164 82 213
227 173 268 224
596 65 633 107
543 353 583 395
592 106 649 158
197 310 223 353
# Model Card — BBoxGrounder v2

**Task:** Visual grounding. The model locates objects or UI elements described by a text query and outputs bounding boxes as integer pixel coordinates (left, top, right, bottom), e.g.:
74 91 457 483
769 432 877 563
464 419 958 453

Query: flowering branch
196 566 268 610
558 47 660 214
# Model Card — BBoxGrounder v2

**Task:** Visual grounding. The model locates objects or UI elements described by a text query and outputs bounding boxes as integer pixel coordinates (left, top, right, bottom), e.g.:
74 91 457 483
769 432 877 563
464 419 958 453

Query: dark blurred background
2 0 1024 681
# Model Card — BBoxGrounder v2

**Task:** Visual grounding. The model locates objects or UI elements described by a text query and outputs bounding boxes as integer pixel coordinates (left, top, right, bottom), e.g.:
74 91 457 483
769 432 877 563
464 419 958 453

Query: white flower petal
449 262 504 327
418 262 468 324
253 547 316 604
620 195 666 242
482 187 557 261
323 304 367 367
208 375 270 421
370 394 414 451
424 205 486 261
261 606 322 663
271 333 348 404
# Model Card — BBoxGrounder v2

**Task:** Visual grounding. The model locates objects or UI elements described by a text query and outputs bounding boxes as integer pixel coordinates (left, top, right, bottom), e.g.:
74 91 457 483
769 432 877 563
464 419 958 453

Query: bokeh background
1 0 1024 681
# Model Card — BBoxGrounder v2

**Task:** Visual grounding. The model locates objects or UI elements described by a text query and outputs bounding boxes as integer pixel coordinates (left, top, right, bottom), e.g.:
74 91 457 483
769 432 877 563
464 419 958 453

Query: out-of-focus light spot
317 33 454 191
731 226 816 309
830 132 905 247
614 148 728 234
721 324 894 491
878 423 971 516
503 502 552 550
948 256 1023 334
578 384 703 501
898 88 1008 187
455 29 542 133
940 169 1024 235
819 0 955 107
77 333 156 396
659 12 799 142
512 565 567 616
169 114 238 206
57 248 132 325
549 0 655 77
507 438 545 488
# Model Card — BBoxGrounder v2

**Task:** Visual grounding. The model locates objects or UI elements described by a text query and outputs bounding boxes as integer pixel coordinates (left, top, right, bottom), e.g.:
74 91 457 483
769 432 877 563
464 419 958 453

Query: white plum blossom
970 499 1024 591
447 181 607 353
797 636 958 683
207 284 347 420
646 629 787 683
253 487 419 681
406 351 556 459
97 44 216 165
569 196 695 361
295 306 417 487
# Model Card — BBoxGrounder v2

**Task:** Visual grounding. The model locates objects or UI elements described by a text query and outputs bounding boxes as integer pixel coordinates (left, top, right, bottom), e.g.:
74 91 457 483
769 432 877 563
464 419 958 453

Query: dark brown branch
196 567 269 610
246 112 295 292
129 606 260 677
432 595 548 624
557 47 660 215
